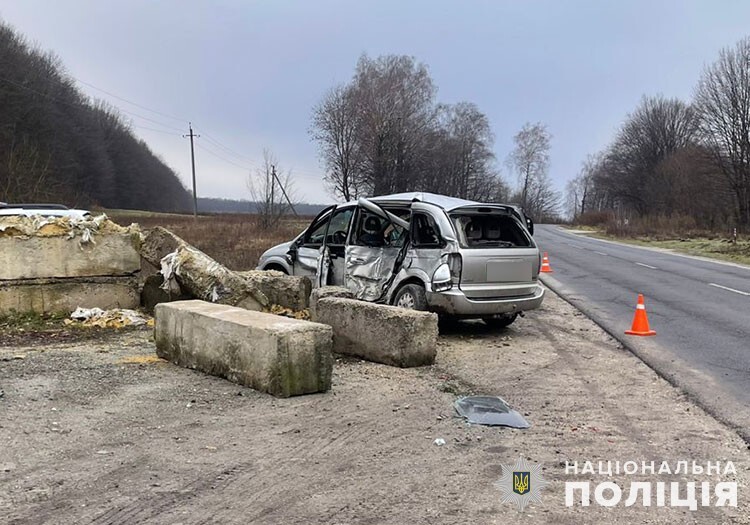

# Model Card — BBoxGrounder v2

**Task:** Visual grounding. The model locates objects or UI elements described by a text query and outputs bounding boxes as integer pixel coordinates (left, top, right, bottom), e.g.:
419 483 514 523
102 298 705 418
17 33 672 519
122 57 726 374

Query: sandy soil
1 292 748 524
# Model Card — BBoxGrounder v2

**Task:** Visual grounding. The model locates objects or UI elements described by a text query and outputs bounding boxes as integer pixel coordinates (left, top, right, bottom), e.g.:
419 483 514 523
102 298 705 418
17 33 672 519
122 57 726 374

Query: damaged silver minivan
257 192 544 327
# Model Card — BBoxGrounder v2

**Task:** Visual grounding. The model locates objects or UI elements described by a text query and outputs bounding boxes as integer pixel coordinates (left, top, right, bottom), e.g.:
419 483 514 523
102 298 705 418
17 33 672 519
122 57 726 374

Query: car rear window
450 213 531 248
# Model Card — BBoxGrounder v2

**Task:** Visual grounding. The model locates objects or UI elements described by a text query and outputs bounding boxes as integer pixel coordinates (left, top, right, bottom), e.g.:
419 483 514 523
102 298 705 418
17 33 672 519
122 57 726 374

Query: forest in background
565 36 750 234
0 21 192 212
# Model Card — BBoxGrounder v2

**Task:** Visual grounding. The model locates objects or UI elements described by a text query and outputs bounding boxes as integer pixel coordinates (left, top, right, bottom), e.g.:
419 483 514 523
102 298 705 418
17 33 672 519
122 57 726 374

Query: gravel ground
1 292 748 524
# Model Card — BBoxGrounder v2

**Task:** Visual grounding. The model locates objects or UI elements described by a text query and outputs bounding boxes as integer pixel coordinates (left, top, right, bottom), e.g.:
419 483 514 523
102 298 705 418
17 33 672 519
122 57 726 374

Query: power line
71 77 188 123
0 74 185 134
195 142 254 171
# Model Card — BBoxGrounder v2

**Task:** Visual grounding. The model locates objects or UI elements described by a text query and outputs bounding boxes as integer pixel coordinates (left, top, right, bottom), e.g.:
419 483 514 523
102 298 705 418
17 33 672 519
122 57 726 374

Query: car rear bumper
426 284 545 317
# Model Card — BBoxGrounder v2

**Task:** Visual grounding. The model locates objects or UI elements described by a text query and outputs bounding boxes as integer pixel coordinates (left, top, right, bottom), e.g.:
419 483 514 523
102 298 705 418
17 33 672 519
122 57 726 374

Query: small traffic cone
625 294 656 336
540 252 553 273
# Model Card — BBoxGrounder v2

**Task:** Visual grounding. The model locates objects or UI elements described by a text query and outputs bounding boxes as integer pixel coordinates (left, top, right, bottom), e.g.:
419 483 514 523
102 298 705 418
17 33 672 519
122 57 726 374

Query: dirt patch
0 292 748 523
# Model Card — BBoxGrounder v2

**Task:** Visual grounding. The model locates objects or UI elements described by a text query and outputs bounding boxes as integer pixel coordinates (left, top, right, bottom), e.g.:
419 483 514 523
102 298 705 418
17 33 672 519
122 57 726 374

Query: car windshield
450 213 531 248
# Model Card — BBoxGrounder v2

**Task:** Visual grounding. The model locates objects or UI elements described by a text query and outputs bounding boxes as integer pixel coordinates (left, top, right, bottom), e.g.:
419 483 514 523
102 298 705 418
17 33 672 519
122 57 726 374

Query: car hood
260 241 293 259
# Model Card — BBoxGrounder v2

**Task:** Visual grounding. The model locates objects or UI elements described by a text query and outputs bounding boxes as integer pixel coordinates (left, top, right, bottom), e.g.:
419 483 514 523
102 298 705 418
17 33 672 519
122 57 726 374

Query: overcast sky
1 1 749 204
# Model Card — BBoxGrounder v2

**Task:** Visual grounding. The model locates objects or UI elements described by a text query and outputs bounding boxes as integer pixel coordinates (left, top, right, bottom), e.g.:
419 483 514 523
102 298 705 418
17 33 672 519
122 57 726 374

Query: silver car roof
365 192 478 211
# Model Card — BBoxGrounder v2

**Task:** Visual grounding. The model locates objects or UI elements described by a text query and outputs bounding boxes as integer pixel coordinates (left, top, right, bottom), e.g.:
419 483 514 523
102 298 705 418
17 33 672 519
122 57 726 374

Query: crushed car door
290 205 335 285
344 198 410 301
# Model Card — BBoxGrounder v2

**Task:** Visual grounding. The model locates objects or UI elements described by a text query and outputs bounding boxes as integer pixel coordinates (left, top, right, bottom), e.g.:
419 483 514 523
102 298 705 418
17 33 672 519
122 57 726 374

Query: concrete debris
141 226 312 316
158 245 268 310
0 213 136 246
66 308 152 328
238 270 312 311
266 304 310 320
433 438 446 446
141 274 190 314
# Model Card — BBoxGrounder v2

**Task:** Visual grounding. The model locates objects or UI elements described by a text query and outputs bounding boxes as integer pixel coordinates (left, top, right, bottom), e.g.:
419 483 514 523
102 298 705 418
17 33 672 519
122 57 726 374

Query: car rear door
343 198 409 301
449 205 540 299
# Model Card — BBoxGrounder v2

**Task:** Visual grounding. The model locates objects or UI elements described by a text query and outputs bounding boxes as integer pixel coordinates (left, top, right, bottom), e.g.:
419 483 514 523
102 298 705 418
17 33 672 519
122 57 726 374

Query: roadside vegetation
565 36 750 241
565 212 750 265
107 210 309 271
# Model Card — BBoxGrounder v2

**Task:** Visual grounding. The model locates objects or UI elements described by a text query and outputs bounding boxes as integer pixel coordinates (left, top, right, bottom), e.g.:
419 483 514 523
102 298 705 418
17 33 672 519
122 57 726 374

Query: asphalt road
534 224 750 442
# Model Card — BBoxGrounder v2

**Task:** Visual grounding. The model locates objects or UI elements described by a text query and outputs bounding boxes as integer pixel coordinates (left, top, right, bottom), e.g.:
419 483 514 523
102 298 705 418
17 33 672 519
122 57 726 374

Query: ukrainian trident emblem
496 457 548 512
513 471 530 495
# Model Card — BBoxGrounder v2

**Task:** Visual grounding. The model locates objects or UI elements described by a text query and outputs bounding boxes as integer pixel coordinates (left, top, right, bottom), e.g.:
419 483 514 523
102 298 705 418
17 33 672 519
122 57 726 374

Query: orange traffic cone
540 252 553 273
625 294 656 336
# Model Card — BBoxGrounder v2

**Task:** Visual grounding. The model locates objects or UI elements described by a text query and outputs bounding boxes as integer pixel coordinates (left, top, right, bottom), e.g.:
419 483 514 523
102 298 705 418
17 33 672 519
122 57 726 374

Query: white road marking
635 262 658 270
595 251 608 256
708 283 750 296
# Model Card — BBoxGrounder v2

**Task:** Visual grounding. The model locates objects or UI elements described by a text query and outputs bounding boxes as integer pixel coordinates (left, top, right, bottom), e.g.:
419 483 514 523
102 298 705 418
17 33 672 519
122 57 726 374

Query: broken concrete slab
314 297 438 367
0 234 140 280
0 276 139 314
238 270 312 311
140 227 268 311
309 286 355 322
154 300 333 397
138 227 183 269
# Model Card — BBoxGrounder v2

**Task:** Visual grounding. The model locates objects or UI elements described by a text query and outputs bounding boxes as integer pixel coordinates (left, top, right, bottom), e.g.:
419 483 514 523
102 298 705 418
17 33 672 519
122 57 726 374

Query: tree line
311 54 560 219
0 21 191 211
566 37 750 231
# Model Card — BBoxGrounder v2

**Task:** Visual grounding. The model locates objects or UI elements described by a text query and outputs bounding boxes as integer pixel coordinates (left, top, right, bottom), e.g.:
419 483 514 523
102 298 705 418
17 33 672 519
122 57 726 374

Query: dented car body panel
257 192 544 318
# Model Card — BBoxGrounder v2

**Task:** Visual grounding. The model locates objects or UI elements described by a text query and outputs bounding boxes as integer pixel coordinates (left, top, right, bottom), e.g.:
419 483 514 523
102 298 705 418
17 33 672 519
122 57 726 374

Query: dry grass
106 211 310 271
568 212 750 265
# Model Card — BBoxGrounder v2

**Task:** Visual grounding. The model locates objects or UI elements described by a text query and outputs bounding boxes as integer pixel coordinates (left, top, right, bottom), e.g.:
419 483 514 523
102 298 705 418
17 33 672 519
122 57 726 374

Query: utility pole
271 166 298 217
183 123 200 218
270 164 276 220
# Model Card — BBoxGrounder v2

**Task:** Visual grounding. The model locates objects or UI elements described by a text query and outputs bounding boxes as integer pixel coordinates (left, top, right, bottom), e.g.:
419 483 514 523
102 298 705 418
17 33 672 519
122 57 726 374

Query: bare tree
247 150 296 229
310 84 365 201
602 95 698 214
508 122 558 218
694 37 750 227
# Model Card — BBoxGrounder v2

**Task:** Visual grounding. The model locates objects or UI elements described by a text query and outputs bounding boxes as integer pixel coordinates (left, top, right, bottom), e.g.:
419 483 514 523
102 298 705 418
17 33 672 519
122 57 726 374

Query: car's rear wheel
482 313 518 329
393 284 428 311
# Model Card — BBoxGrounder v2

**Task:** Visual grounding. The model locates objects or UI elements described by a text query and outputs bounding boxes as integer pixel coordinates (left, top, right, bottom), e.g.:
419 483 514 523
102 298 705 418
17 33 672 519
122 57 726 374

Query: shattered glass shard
454 396 529 428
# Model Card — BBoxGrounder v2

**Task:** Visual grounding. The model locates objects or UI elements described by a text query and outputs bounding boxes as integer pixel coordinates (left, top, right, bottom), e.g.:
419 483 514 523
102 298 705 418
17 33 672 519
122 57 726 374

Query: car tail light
448 253 462 283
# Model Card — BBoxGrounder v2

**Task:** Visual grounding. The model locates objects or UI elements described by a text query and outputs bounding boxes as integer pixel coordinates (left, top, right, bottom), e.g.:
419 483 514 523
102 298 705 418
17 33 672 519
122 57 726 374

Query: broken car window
325 207 354 245
352 210 406 248
449 213 531 248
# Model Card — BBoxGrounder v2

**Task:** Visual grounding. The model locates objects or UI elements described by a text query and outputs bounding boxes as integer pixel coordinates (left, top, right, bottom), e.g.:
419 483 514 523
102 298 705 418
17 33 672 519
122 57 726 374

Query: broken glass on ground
454 396 529 428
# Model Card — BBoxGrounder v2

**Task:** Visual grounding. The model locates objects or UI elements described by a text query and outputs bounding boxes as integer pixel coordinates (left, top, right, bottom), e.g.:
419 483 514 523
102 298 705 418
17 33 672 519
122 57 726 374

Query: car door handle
351 257 366 264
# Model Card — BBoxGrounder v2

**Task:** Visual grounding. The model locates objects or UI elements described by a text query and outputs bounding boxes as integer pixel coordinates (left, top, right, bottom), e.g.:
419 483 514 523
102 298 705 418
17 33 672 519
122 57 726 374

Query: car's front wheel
393 284 428 311
482 313 518 329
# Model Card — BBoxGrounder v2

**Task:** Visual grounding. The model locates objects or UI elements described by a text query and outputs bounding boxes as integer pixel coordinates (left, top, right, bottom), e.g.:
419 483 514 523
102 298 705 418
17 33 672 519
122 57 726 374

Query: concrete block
0 234 140 280
0 276 139 315
238 270 312 311
314 297 438 367
309 286 355 322
155 300 333 397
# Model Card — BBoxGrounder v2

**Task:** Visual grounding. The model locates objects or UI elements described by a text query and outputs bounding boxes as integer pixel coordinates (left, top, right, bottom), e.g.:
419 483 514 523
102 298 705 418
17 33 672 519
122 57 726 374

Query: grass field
105 210 310 271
